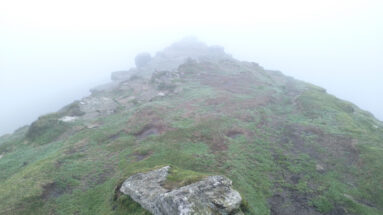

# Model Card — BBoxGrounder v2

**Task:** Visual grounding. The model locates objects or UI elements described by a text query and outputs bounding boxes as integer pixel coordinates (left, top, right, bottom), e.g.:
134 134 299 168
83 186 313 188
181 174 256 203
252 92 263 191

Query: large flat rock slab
120 166 243 215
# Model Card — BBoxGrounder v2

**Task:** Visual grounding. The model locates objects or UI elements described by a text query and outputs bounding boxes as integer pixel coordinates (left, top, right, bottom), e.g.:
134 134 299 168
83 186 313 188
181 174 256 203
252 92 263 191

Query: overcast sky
1 0 382 135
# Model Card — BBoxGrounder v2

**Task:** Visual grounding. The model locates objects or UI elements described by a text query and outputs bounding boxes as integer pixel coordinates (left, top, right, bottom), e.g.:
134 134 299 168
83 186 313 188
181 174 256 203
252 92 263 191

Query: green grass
114 195 151 215
25 113 69 145
161 166 207 190
1 60 382 215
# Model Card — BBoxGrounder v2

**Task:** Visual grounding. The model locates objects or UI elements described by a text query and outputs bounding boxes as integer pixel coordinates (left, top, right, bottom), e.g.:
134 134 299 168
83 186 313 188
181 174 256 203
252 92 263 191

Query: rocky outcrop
58 116 78 122
120 166 243 215
117 37 233 78
79 96 119 119
111 70 132 81
135 52 152 68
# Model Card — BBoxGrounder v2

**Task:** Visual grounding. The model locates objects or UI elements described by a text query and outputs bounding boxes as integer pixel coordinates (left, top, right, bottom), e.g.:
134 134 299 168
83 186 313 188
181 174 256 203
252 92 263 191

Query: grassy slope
0 59 382 215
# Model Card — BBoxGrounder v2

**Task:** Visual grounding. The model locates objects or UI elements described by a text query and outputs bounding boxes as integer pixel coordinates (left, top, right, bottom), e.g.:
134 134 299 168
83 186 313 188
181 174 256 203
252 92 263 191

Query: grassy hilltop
0 40 382 215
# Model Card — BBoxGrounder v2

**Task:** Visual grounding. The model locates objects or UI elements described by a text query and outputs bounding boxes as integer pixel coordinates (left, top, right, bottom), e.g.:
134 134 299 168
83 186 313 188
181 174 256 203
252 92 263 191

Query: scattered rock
59 116 78 122
343 194 355 201
316 164 325 172
0 154 3 159
119 166 243 215
158 92 165 97
79 96 119 119
85 123 100 129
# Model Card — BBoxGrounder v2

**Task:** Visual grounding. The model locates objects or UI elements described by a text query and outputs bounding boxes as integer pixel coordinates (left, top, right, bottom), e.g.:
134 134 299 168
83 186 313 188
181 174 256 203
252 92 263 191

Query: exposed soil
126 107 169 138
81 166 115 189
191 128 228 152
41 182 70 200
278 123 359 166
225 130 244 139
268 191 322 215
64 139 88 155
135 124 162 140
209 141 228 152
106 131 125 142
133 151 153 161
94 168 115 185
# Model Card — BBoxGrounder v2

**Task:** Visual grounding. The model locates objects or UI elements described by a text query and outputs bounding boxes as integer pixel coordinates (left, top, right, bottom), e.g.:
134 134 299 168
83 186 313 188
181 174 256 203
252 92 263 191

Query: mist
1 0 382 135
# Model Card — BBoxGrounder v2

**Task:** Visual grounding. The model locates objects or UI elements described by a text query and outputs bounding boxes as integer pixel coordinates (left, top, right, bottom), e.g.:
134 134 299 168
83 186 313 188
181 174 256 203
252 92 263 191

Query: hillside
0 39 382 215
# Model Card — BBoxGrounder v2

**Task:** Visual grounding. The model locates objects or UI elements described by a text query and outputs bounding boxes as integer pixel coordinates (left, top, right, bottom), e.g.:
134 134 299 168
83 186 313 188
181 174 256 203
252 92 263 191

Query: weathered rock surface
79 96 119 119
59 116 78 122
120 166 243 215
126 37 233 78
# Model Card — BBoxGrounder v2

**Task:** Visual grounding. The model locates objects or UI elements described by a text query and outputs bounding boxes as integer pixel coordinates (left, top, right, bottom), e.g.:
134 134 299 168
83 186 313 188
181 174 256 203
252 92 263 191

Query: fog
1 0 382 135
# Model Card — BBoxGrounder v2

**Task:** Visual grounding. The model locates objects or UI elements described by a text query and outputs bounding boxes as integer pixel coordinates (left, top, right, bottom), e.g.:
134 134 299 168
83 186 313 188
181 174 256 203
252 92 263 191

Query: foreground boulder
120 166 243 215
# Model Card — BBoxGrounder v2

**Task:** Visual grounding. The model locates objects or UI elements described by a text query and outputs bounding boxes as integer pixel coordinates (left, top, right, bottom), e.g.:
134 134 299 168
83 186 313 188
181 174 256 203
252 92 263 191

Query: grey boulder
120 166 243 215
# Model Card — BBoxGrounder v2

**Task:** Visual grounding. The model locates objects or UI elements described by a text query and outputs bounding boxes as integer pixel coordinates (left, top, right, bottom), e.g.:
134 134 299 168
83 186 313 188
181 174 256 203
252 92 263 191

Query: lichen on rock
119 166 243 215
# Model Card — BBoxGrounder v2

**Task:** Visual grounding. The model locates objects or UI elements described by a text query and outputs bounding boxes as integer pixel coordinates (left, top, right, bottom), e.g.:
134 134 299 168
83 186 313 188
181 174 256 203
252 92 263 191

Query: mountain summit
0 39 382 215
111 37 232 81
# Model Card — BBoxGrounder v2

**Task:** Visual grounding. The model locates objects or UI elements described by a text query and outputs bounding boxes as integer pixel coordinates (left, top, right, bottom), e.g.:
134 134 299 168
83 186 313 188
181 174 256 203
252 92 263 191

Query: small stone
158 92 166 97
316 164 325 172
86 123 100 129
59 116 78 122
